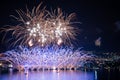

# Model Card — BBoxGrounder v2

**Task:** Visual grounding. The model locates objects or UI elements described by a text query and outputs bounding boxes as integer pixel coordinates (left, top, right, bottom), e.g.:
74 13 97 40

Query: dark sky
0 0 120 52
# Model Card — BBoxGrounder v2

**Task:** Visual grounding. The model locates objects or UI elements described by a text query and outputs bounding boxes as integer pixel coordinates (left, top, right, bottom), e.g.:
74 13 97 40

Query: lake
0 69 120 80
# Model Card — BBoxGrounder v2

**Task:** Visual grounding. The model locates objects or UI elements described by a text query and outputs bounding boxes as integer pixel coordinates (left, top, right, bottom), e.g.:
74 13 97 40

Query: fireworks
1 46 120 71
3 46 95 70
1 3 79 47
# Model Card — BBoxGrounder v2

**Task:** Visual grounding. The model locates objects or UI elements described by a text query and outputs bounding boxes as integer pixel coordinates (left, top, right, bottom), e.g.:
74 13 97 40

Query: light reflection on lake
0 70 96 80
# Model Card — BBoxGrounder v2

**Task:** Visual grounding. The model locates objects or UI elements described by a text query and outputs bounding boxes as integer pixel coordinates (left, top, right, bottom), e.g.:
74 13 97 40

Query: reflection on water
95 70 97 80
0 70 95 80
0 69 120 80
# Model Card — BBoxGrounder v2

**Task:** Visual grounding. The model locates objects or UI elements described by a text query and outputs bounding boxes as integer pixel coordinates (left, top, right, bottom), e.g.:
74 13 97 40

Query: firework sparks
1 3 79 47
3 46 95 70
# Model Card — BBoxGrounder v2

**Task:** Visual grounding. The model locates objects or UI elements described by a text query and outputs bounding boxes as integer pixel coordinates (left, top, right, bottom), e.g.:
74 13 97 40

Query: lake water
0 69 120 80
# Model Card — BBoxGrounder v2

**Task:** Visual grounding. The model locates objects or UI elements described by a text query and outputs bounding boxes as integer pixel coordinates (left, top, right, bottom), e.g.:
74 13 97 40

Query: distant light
53 22 55 25
28 39 33 46
8 64 13 67
57 38 62 45
59 23 62 26
37 23 40 27
24 64 29 68
53 66 56 70
38 39 41 42
95 37 101 47
0 63 2 66
26 21 30 25
33 34 36 37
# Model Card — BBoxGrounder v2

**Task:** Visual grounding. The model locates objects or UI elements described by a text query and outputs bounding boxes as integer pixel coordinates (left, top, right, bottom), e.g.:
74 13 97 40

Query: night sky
0 0 120 52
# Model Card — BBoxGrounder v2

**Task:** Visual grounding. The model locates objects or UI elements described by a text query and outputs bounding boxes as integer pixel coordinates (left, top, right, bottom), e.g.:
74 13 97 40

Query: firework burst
1 3 79 47
3 46 95 70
